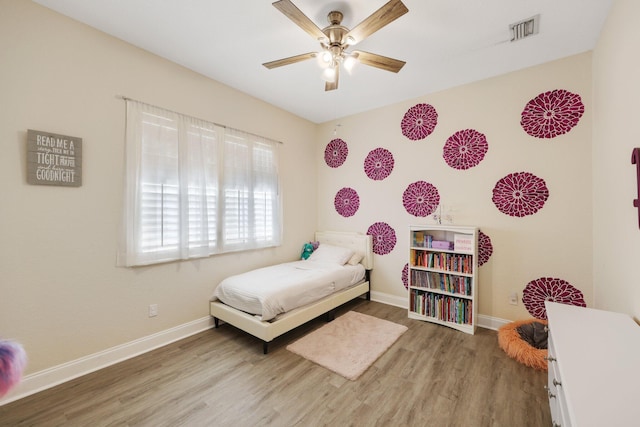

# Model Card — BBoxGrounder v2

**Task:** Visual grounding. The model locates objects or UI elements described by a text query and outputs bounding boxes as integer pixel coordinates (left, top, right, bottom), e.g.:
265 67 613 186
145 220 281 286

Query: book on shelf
432 240 453 250
427 252 473 274
454 233 474 253
410 289 473 325
412 232 433 248
413 231 423 247
413 245 473 273
410 270 472 296
414 231 424 247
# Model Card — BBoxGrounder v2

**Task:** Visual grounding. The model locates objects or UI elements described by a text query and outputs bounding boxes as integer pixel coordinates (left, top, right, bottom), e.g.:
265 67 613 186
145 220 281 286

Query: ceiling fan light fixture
343 53 358 72
321 66 337 82
316 50 333 68
266 0 409 91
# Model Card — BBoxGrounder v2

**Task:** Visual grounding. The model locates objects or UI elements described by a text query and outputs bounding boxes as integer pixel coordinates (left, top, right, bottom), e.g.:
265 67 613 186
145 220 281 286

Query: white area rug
286 311 408 380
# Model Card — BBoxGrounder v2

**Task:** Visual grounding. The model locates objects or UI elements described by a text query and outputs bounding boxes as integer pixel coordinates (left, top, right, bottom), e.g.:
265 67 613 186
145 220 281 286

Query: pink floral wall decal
443 129 488 170
520 89 584 138
401 103 438 141
334 187 360 217
324 138 348 168
364 147 394 180
402 181 440 217
367 222 397 255
492 172 549 217
402 263 408 289
478 230 493 266
522 277 587 320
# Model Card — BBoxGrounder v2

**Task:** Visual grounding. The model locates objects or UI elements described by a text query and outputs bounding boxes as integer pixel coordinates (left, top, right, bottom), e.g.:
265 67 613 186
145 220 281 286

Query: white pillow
347 252 364 266
307 244 354 265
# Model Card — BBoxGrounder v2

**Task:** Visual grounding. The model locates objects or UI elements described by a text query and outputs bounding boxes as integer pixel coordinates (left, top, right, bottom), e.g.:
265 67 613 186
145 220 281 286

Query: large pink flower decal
443 129 488 170
367 222 396 255
492 172 549 217
401 103 438 141
334 187 360 217
402 263 409 289
324 138 348 168
522 277 586 320
364 148 394 181
403 181 440 217
478 230 493 266
521 89 585 138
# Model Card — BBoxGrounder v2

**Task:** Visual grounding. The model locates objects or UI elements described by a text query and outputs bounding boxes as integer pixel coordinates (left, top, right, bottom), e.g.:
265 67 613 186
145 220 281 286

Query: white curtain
118 100 280 267
223 128 281 250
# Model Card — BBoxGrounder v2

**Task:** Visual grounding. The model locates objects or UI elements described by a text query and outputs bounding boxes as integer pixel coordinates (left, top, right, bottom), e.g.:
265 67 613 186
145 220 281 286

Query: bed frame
210 231 374 354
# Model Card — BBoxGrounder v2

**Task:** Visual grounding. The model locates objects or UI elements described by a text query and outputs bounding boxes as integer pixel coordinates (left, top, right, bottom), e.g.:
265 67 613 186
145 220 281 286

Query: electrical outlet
149 304 158 317
509 292 518 305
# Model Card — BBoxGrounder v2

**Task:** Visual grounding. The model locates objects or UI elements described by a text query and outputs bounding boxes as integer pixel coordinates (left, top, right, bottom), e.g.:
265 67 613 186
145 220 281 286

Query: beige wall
316 53 594 322
592 0 640 318
4 0 635 402
0 0 317 376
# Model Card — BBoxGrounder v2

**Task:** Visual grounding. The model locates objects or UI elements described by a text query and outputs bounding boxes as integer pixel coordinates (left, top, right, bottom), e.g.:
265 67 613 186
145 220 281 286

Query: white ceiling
33 0 613 124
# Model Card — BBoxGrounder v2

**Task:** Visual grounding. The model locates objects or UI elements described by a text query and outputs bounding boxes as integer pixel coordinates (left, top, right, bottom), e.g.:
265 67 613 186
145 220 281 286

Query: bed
210 231 373 353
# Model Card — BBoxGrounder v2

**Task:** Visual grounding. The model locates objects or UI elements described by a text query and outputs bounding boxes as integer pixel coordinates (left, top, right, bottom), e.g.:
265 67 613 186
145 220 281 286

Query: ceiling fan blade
343 0 408 45
263 52 317 69
272 0 326 41
353 50 406 73
325 65 339 91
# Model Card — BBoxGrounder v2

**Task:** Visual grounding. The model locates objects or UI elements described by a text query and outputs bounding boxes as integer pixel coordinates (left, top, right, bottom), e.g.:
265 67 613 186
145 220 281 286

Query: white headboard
314 231 374 270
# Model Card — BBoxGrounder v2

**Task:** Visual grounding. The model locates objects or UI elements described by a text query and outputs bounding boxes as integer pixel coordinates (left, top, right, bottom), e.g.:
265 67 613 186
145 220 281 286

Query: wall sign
27 129 82 187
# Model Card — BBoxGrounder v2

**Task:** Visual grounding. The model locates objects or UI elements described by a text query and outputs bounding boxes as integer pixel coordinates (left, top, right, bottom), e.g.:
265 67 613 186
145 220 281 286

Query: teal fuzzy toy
300 242 314 260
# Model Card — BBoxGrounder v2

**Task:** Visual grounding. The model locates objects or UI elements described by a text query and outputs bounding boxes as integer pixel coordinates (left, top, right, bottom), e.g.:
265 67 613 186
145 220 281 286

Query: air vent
510 14 540 42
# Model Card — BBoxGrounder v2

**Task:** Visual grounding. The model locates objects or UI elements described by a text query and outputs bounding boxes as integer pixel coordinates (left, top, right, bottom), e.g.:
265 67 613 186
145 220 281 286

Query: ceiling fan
263 0 409 91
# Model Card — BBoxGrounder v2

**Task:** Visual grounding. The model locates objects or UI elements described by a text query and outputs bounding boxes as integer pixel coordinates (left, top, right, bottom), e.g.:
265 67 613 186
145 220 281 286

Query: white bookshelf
408 224 478 334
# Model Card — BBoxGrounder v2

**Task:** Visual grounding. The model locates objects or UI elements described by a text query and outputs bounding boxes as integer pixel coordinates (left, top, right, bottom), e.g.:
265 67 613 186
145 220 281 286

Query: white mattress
211 260 366 321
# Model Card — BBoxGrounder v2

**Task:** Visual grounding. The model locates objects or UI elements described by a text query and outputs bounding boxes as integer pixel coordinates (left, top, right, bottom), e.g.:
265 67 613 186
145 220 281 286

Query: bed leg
263 342 269 355
366 291 371 301
214 317 219 328
325 310 336 322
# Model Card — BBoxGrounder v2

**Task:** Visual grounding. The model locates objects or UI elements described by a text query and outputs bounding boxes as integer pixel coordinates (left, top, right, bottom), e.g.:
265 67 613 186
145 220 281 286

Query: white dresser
545 301 640 426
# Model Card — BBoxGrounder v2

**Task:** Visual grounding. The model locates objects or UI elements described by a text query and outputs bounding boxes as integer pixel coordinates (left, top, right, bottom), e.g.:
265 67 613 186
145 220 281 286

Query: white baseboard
1 297 512 406
477 314 511 331
370 290 407 308
0 316 214 406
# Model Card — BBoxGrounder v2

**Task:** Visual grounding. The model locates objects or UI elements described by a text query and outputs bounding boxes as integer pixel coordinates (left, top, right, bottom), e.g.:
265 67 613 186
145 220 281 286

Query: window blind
118 100 281 266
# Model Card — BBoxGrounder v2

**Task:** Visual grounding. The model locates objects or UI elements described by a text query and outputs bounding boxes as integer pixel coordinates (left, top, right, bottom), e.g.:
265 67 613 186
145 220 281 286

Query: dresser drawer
547 332 570 427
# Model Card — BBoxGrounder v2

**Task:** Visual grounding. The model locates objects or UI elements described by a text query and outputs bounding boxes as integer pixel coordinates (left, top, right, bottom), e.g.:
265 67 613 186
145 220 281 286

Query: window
118 100 281 266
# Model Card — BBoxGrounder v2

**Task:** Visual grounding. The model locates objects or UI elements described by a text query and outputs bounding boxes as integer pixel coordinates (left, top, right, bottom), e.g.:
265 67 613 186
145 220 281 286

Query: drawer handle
544 385 557 399
553 378 562 387
545 355 557 362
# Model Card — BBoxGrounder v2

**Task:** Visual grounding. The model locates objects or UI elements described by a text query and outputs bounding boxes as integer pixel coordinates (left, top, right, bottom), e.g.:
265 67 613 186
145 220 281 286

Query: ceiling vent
510 14 540 42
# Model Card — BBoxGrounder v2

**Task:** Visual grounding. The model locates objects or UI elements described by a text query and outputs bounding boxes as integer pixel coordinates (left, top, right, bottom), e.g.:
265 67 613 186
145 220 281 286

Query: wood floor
0 300 551 427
